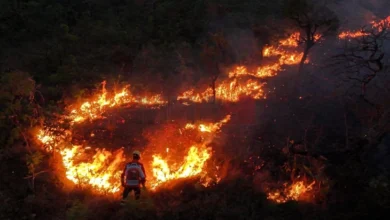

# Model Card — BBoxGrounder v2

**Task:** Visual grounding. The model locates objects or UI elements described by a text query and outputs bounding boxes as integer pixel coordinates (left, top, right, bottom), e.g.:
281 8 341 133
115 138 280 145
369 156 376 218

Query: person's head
132 150 141 160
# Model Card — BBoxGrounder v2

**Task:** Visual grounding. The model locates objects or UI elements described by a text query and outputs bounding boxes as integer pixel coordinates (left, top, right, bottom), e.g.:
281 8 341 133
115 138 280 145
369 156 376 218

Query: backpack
124 163 144 187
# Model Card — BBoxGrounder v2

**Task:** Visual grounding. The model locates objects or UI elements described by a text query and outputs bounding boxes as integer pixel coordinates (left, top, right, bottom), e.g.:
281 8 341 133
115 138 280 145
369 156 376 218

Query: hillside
1 0 390 219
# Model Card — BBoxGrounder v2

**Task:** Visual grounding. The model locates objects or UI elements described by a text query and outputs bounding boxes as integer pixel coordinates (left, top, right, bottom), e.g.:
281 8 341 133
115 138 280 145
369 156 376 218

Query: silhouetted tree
284 0 340 73
200 32 231 103
332 19 390 147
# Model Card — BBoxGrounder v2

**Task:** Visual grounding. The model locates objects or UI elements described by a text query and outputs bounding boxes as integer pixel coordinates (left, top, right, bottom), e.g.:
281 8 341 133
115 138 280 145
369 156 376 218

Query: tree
332 24 389 102
25 151 48 192
332 19 390 147
0 71 48 192
284 0 339 73
0 71 43 149
200 32 231 103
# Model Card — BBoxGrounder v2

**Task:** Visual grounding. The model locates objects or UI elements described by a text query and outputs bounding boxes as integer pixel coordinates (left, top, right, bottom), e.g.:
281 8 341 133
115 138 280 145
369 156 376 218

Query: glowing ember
371 16 390 32
338 30 369 39
267 181 316 203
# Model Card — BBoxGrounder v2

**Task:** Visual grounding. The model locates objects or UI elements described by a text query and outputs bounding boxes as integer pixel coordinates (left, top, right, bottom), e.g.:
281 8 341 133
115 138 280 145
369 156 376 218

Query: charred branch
331 25 388 99
285 0 339 73
288 141 328 161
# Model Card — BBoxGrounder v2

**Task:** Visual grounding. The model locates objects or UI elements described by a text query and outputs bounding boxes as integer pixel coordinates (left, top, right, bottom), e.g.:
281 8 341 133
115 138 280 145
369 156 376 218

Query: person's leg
134 187 141 200
122 187 131 200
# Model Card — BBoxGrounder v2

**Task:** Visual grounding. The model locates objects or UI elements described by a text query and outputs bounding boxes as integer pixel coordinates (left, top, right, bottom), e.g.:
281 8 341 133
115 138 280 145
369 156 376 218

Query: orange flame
185 115 231 133
69 81 166 123
36 81 231 193
279 32 300 47
151 145 212 189
267 181 316 203
60 146 125 193
177 78 266 103
371 16 390 32
34 30 333 196
228 64 282 79
339 16 390 39
178 32 307 103
338 31 369 39
149 114 230 189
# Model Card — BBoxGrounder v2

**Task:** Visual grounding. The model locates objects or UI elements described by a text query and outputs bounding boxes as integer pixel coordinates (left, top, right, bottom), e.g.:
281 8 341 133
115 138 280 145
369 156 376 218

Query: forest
1 0 390 219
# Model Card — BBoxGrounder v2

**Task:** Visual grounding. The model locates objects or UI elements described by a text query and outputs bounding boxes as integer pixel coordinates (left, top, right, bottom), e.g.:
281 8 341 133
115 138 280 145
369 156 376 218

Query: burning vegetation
34 12 388 204
3 1 390 219
177 32 308 103
338 16 390 39
35 30 324 203
36 86 232 193
35 15 383 201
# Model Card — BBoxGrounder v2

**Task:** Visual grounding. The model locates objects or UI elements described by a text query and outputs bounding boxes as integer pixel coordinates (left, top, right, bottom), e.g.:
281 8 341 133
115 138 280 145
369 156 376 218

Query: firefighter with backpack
120 150 146 203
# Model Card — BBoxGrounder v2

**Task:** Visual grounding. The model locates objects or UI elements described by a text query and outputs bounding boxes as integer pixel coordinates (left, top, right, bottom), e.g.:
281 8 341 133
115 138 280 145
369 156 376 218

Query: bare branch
24 170 50 179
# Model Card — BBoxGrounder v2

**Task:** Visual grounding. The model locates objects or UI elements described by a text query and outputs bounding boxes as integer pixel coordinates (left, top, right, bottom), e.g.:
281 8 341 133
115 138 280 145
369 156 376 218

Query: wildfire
177 77 266 103
69 81 166 123
185 115 231 133
279 32 300 47
60 146 125 193
371 16 390 32
338 16 390 39
267 181 316 203
149 114 231 189
36 79 232 193
178 32 306 103
338 30 369 39
33 28 334 200
261 32 320 65
151 145 212 189
37 129 55 148
228 64 282 79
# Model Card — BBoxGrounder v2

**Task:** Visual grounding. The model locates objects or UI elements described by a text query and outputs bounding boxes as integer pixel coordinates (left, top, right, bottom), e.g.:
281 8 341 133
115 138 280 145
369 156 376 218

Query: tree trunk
299 48 309 74
299 34 315 74
212 62 220 104
212 78 216 104
367 110 390 146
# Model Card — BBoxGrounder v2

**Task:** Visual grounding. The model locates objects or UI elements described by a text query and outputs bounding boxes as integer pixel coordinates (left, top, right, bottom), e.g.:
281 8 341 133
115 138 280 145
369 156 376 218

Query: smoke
357 0 390 18
331 0 390 29
225 29 260 65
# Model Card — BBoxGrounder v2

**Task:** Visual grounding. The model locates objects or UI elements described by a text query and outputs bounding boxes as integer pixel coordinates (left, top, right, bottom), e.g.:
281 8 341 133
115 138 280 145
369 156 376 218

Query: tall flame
36 81 231 193
149 114 231 189
35 22 371 201
151 145 212 189
60 146 125 193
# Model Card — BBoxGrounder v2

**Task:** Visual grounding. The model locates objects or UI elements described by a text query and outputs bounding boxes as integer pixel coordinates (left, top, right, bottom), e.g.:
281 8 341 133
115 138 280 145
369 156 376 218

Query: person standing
120 150 146 204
